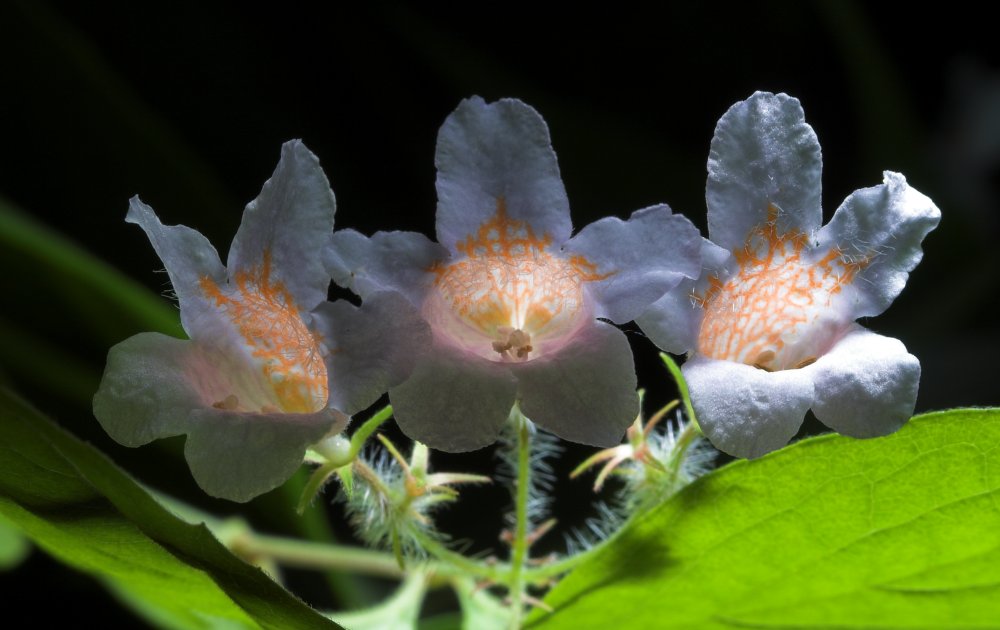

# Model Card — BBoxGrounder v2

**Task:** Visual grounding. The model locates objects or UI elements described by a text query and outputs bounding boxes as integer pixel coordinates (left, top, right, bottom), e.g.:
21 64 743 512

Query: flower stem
527 408 705 585
228 529 498 589
660 353 700 432
348 405 396 461
229 531 409 580
508 409 532 628
667 418 702 483
297 459 342 514
412 530 504 582
522 543 602 582
298 405 396 513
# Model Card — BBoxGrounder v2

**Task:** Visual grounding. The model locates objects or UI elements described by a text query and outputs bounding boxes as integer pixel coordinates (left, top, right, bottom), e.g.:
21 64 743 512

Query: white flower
637 92 941 458
325 97 702 451
93 141 426 501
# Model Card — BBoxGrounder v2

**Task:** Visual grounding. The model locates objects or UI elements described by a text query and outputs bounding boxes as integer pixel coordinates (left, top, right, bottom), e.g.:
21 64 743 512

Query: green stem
522 544 603 582
508 410 532 629
667 419 702 484
349 406 395 461
297 460 343 514
527 414 704 584
660 353 700 432
352 458 394 498
277 470 373 606
412 530 505 582
298 406 395 513
231 532 407 580
228 520 509 587
231 530 481 590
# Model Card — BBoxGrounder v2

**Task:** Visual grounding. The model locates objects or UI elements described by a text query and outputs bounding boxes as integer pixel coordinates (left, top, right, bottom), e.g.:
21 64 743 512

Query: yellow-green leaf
0 387 341 629
533 409 1000 629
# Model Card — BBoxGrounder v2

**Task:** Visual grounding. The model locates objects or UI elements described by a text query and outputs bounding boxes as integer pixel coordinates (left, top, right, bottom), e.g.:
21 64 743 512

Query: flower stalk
507 409 533 628
298 405 395 512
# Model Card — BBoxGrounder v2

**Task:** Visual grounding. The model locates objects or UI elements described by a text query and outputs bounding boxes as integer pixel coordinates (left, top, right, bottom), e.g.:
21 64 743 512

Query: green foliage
532 409 1000 629
328 572 427 629
0 196 183 409
0 387 341 630
0 195 182 340
0 513 30 570
454 576 511 630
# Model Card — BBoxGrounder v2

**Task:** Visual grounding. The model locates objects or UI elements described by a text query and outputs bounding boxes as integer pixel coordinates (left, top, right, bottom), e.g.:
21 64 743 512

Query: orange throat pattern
199 251 328 413
697 205 868 371
428 200 608 361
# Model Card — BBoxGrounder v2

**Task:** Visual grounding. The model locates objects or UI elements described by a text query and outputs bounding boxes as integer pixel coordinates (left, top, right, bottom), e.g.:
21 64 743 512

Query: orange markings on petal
200 250 328 413
697 204 871 371
429 199 609 360
453 198 553 258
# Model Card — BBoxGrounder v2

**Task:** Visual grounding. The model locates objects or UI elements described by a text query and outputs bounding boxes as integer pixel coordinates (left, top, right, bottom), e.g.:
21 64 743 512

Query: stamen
428 200 606 361
212 394 240 410
752 350 776 371
493 327 533 360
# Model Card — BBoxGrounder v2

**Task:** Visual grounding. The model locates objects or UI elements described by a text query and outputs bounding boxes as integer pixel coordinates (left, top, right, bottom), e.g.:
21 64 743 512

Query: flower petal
313 291 432 414
227 140 336 311
565 205 702 323
636 238 731 354
390 342 517 452
817 171 941 318
435 97 571 252
808 326 920 438
324 229 447 305
185 407 346 502
93 332 201 446
707 91 823 251
126 198 226 339
636 289 700 356
515 321 638 447
684 354 814 458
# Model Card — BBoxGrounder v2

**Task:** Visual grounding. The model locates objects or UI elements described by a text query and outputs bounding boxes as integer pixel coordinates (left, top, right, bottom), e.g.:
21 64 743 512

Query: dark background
1 1 998 625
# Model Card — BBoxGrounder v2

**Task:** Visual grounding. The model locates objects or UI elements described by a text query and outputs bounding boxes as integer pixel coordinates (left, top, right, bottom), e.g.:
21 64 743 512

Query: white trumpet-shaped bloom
94 141 427 501
326 97 702 451
638 92 941 458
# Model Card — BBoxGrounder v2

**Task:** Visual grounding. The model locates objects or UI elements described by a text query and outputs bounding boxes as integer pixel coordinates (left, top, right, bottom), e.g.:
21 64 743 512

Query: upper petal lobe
435 97 572 252
707 92 823 251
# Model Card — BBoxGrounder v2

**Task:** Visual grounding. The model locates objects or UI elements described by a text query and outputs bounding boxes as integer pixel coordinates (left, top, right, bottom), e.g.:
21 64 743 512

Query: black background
1 1 998 625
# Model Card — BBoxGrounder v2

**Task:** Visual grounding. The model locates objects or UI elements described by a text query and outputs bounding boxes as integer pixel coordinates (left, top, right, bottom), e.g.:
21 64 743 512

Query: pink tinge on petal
198 249 329 414
697 204 867 371
424 199 607 362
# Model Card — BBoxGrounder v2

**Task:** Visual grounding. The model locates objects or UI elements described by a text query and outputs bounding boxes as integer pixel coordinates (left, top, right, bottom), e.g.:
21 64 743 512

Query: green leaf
0 195 182 339
0 387 341 630
0 196 183 408
454 576 510 630
532 409 1000 628
327 572 427 630
0 513 30 570
0 313 102 407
